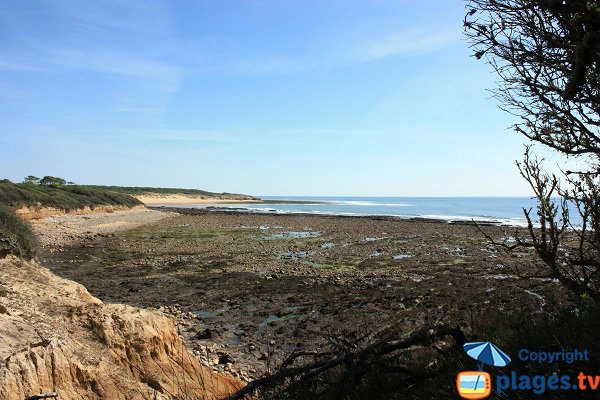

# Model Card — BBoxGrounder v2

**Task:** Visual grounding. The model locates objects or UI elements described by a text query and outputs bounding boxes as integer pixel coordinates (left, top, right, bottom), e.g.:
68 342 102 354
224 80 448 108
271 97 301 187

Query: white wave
170 204 529 227
329 200 414 207
417 214 529 227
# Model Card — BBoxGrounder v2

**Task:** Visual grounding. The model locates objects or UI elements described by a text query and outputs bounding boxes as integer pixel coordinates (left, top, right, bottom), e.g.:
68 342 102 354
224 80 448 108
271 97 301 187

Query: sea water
171 196 575 226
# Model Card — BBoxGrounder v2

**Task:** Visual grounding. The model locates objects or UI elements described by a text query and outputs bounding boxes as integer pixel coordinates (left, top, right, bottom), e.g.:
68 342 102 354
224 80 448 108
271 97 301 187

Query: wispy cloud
0 0 183 113
1 1 175 70
43 47 183 93
0 46 183 87
121 129 235 143
201 26 459 76
356 29 458 60
0 56 47 72
313 25 460 69
47 0 171 37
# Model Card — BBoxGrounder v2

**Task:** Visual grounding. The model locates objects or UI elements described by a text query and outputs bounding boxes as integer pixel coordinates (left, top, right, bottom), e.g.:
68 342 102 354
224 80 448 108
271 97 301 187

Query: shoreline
39 207 566 382
137 195 536 227
134 193 323 206
150 205 516 227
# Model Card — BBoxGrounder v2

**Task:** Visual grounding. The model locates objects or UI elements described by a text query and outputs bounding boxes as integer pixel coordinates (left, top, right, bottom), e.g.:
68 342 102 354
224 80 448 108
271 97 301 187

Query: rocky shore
0 254 241 399
34 207 576 384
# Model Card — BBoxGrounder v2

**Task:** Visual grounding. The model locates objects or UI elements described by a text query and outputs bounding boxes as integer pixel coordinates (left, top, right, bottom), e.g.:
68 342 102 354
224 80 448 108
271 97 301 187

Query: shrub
0 181 142 211
0 204 37 259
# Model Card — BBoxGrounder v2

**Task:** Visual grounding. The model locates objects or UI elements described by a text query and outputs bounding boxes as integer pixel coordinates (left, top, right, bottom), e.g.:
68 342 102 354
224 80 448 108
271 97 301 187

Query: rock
0 256 243 400
217 352 235 364
194 328 213 340
258 352 269 360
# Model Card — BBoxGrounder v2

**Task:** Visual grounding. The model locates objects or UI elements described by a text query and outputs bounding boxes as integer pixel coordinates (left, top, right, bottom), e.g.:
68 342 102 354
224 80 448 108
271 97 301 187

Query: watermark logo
456 342 595 397
456 371 491 399
456 341 511 399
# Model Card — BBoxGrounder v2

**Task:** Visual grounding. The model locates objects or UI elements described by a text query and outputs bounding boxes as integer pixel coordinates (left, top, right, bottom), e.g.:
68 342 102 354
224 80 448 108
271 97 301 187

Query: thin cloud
319 27 460 67
0 0 183 116
130 130 236 143
47 0 171 37
48 47 182 81
0 0 181 80
1 127 235 147
199 27 459 76
361 30 458 59
0 57 46 72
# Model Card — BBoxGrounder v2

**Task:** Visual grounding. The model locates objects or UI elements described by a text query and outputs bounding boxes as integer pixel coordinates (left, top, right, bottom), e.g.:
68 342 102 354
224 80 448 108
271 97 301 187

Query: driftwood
224 323 465 400
25 393 58 400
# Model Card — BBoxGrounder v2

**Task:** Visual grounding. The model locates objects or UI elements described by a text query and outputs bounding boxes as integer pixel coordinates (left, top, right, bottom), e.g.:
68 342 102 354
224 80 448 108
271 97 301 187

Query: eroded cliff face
0 256 242 400
15 205 145 220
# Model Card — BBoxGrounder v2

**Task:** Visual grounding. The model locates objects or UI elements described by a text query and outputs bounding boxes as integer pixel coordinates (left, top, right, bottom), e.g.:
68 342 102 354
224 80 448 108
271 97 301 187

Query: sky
0 0 568 196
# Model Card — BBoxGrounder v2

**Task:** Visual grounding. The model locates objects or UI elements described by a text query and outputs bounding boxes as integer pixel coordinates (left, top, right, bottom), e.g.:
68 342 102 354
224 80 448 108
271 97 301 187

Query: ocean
175 196 551 226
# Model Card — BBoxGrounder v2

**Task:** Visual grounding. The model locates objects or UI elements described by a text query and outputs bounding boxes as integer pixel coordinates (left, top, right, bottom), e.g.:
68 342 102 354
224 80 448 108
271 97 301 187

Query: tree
22 175 40 185
39 176 67 187
464 0 600 302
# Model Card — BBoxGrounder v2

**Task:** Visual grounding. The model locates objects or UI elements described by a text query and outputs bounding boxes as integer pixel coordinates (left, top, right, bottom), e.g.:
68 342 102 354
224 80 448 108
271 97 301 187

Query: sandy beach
133 194 261 206
30 207 172 248
34 206 574 383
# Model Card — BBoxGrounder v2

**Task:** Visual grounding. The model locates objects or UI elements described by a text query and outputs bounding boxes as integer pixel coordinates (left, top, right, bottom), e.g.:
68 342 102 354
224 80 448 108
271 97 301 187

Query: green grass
0 180 142 211
83 185 257 199
0 204 37 259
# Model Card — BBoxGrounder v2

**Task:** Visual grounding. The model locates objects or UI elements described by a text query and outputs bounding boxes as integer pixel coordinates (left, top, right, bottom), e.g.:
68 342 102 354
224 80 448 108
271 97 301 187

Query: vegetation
465 1 600 302
0 175 254 260
0 204 37 259
23 175 40 185
84 185 257 199
0 176 256 260
0 179 142 211
225 324 467 400
221 303 600 400
38 175 68 186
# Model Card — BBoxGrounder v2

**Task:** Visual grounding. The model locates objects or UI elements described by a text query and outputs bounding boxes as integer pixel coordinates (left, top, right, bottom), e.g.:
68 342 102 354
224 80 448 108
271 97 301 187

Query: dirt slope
0 255 242 400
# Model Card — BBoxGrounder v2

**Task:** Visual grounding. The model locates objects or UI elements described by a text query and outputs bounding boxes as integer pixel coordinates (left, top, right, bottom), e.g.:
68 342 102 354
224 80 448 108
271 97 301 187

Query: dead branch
224 323 465 400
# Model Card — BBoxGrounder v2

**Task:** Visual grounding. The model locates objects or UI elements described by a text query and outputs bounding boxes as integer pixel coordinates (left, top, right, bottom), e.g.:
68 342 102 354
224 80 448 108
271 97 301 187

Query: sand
133 194 260 205
29 207 172 248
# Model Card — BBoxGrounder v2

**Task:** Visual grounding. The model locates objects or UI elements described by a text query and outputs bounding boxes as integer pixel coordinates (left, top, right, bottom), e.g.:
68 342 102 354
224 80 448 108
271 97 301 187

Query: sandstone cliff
0 255 242 400
15 205 145 221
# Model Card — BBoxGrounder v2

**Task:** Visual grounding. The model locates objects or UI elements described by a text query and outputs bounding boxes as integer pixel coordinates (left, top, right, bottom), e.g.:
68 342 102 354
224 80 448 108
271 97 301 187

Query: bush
0 204 37 259
247 304 600 400
0 181 142 211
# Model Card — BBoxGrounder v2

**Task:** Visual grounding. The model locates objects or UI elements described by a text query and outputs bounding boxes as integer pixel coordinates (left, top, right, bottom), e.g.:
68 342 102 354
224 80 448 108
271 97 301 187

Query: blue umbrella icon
464 341 511 370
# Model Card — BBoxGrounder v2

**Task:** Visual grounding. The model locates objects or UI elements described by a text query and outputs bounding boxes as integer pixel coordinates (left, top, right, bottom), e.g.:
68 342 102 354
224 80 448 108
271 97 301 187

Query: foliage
225 324 466 400
0 204 37 259
12 175 255 199
0 180 142 211
465 0 600 302
464 0 600 154
39 175 67 186
22 175 40 185
237 305 600 400
84 185 256 199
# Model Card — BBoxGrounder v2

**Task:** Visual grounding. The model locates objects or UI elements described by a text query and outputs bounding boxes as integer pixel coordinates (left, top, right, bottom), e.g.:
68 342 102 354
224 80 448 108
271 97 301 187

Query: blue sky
0 1 563 196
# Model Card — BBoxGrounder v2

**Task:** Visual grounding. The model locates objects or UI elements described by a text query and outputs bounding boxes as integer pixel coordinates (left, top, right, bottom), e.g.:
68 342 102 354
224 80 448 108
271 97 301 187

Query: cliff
0 255 242 400
15 205 145 220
